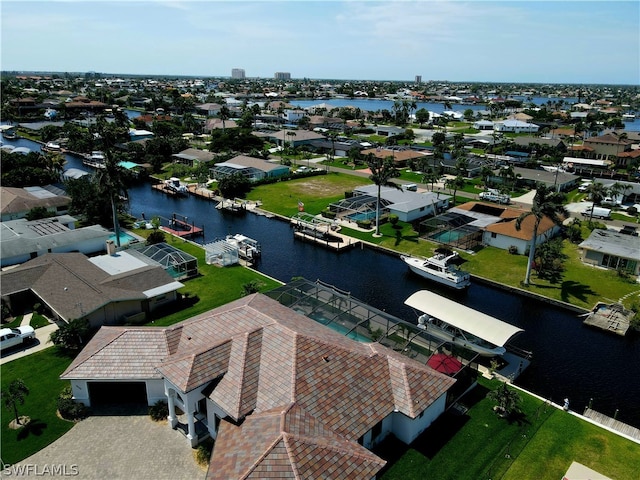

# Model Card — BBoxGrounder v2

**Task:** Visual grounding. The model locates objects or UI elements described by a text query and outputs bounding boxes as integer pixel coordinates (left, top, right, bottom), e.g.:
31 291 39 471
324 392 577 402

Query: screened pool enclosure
130 242 198 280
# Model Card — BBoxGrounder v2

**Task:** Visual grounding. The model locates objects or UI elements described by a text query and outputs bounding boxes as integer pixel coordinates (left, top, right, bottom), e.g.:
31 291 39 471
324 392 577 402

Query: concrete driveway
0 318 59 365
14 409 206 479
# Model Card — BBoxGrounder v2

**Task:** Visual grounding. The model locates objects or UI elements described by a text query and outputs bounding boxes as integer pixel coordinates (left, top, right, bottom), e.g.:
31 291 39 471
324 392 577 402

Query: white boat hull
402 255 471 290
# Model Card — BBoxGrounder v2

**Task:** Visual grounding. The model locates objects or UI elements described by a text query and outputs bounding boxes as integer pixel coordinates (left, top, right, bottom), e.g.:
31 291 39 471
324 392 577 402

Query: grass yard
1 349 74 465
337 216 638 310
246 173 370 217
128 234 282 327
378 378 640 480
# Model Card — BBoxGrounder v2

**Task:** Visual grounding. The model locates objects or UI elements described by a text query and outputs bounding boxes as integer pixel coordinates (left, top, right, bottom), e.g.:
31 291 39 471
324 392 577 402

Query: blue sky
1 1 638 84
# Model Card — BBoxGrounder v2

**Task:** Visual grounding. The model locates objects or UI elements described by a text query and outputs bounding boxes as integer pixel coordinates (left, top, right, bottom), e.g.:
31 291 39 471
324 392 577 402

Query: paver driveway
15 408 206 479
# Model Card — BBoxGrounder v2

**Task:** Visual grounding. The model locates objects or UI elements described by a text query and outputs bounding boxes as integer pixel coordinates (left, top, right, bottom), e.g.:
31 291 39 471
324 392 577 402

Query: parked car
581 206 612 219
0 326 36 351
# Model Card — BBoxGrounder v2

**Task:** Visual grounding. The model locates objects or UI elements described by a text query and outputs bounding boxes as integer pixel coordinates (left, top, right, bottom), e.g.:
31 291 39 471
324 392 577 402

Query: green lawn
337 217 638 310
1 349 75 464
246 173 370 217
378 379 640 480
128 235 282 327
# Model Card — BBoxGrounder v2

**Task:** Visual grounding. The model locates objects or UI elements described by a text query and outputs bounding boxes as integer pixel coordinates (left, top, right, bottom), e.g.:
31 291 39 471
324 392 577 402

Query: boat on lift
225 234 261 261
401 250 471 290
405 290 524 357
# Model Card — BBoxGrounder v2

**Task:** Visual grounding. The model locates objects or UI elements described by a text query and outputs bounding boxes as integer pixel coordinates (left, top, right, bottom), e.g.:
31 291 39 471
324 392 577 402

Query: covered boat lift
404 290 524 353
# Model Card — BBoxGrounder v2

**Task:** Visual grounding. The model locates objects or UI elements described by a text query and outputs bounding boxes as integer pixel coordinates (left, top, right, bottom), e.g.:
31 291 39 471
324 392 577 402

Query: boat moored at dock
401 251 471 290
405 290 526 357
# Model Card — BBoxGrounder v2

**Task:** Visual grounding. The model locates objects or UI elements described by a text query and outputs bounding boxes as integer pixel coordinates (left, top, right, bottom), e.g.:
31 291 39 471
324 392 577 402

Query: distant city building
274 72 291 80
231 68 245 79
415 75 422 84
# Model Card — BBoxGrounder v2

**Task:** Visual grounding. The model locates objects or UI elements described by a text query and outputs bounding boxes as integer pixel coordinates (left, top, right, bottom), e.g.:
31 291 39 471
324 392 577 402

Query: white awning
404 291 523 347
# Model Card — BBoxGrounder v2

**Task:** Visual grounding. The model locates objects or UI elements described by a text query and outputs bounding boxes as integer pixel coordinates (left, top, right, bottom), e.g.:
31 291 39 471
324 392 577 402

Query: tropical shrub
57 387 88 421
149 400 169 422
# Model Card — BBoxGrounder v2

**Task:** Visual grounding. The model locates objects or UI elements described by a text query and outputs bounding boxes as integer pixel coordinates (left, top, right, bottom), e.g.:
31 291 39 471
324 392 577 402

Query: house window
491 232 497 238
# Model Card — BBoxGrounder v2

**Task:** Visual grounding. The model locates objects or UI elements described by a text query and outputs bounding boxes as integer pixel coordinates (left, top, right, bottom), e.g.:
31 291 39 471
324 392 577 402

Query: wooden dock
582 302 632 336
293 229 360 251
151 183 187 197
160 215 204 239
583 407 640 441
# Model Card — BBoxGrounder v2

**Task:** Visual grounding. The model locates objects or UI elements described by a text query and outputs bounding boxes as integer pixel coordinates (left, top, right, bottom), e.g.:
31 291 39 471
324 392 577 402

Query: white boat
83 151 106 169
225 234 261 260
405 290 524 357
401 251 471 290
622 114 635 122
42 141 62 152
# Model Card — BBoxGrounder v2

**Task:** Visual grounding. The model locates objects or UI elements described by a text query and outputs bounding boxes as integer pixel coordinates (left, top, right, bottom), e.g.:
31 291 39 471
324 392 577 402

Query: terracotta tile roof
64 294 455 479
485 214 558 241
208 404 386 480
62 327 168 379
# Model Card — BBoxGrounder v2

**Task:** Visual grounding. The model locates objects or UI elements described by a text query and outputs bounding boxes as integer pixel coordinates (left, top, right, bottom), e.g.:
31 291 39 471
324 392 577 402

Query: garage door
88 382 148 405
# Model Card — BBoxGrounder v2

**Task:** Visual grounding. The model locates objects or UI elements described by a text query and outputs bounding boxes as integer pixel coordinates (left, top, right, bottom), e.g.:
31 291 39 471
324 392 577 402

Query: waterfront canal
3 133 640 429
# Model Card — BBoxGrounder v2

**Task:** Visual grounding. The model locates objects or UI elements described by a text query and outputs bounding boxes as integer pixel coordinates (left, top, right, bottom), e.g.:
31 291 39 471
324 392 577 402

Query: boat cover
404 290 523 347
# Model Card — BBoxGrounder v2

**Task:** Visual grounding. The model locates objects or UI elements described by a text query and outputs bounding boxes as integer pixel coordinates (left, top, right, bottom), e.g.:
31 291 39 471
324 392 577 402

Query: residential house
472 120 494 130
493 120 540 134
579 229 640 277
436 202 563 254
172 148 216 167
196 103 223 116
508 166 580 192
212 155 290 182
1 186 71 221
583 133 632 163
203 118 238 133
0 251 184 327
259 129 325 149
332 185 450 223
374 125 405 137
512 137 566 151
60 293 455 479
360 147 430 168
0 215 113 268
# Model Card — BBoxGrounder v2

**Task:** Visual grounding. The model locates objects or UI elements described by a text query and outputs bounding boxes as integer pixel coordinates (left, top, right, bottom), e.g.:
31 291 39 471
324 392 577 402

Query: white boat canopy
404 290 523 347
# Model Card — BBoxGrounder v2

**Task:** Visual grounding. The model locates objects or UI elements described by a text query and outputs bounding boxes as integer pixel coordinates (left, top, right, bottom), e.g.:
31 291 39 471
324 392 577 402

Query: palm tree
445 175 465 206
366 154 400 236
480 165 494 191
96 151 128 247
608 182 630 205
515 183 567 285
585 182 608 223
218 105 230 132
285 131 297 154
487 382 522 417
2 379 29 426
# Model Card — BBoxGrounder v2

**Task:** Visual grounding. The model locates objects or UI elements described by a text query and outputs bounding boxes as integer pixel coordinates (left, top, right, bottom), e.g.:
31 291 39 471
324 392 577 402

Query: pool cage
328 194 390 223
129 242 198 280
420 212 483 250
264 279 479 396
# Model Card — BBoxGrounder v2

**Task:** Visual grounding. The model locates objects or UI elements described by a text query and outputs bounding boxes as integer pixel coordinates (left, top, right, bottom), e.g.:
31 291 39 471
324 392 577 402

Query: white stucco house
332 185 450 223
61 293 455 480
494 119 540 134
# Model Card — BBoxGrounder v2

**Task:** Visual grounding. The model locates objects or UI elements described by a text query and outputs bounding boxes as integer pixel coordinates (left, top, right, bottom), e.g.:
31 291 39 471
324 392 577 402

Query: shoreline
250 206 591 316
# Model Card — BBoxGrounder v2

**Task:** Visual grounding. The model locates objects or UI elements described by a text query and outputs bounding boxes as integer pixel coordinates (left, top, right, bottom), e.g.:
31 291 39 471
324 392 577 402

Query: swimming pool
430 229 466 243
298 310 372 343
348 211 376 222
108 232 139 246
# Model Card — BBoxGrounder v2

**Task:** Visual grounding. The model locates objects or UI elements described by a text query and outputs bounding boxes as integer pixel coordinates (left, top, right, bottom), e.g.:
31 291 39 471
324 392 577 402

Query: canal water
2 133 640 429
